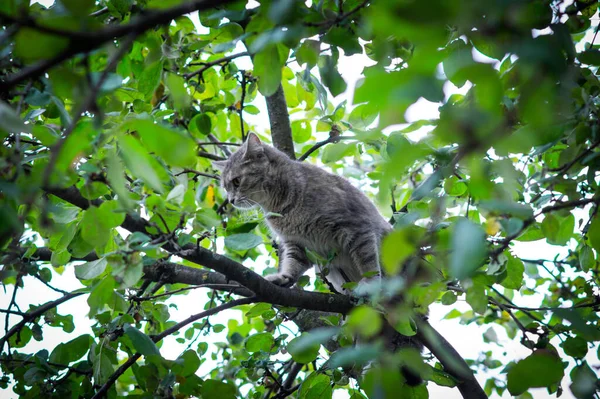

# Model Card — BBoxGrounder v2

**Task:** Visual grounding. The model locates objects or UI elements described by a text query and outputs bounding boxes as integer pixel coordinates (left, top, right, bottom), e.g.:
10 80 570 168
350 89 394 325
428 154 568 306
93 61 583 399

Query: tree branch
183 51 250 80
415 318 487 399
265 85 295 159
0 0 237 91
298 135 353 161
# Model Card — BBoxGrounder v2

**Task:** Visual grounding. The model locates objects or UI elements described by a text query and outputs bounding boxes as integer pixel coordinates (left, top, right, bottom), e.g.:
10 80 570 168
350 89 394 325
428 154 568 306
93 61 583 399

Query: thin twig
298 135 354 161
0 309 25 316
133 283 243 301
548 139 600 173
238 70 247 141
183 51 250 80
196 141 241 146
174 168 220 180
303 0 370 28
197 151 226 161
33 274 68 295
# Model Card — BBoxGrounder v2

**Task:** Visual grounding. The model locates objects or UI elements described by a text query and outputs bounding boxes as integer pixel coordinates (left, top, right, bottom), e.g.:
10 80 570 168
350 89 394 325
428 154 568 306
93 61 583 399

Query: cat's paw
265 273 296 288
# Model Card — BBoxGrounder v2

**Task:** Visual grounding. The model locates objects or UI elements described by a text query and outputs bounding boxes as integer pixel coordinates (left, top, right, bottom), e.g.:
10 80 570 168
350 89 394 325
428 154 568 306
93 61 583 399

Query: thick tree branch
43 186 356 314
0 0 237 91
415 318 487 399
265 85 295 159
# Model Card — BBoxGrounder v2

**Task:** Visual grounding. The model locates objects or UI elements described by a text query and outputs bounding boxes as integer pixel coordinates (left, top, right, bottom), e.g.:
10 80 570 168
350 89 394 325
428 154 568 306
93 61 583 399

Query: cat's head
213 133 276 209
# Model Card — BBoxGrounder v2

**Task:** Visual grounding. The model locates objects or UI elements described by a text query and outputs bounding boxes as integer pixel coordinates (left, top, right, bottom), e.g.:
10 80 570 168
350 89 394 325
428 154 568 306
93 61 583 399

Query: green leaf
507 351 564 396
138 61 163 97
444 176 468 197
579 245 595 272
318 55 347 97
299 373 330 398
296 40 320 67
87 277 116 317
441 291 457 305
291 119 312 143
254 45 283 96
287 333 322 364
305 380 332 399
105 149 134 209
466 284 487 315
0 101 31 138
561 336 588 359
49 334 93 364
14 28 68 62
348 103 378 130
245 303 272 318
124 119 197 167
173 350 200 377
79 201 125 248
450 219 486 279
118 134 164 193
224 233 263 251
381 228 416 275
245 332 274 353
500 255 524 290
51 250 71 267
427 365 458 387
165 72 191 111
578 49 600 65
75 258 108 280
124 324 161 357
478 200 533 220
542 213 574 245
190 113 212 136
588 216 600 253
346 306 382 338
92 349 114 385
570 362 598 399
200 379 236 399
321 142 355 163
324 344 382 369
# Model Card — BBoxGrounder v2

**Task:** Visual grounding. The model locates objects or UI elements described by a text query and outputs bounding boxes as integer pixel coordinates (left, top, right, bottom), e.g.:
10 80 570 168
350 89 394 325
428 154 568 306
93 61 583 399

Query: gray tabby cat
214 133 391 293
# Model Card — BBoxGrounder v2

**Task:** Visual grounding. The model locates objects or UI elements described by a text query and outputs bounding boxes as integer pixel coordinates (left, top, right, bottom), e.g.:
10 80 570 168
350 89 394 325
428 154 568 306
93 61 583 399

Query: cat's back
292 161 389 228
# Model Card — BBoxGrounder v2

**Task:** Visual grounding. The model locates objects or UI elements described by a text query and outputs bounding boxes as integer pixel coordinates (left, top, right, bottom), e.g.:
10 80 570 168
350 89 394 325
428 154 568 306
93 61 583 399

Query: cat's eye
231 177 241 188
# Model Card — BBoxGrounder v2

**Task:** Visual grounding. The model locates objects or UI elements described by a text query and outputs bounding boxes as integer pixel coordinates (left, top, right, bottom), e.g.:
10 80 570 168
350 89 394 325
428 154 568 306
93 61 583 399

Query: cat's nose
229 198 235 205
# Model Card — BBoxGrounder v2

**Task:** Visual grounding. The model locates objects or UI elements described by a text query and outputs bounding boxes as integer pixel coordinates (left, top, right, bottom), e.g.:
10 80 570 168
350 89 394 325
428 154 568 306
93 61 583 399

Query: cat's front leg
265 241 311 287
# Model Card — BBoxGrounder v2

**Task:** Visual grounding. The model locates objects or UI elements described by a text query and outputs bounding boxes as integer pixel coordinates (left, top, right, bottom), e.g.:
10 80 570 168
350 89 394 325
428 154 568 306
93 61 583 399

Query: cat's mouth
231 198 258 210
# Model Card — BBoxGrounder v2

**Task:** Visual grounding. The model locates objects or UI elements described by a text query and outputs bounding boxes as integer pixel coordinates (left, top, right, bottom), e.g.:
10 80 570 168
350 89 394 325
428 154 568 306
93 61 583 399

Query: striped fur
214 133 391 293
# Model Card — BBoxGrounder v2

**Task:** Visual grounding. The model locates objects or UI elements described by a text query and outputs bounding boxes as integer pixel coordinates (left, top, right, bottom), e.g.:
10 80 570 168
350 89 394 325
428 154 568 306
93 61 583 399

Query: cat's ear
213 160 227 171
244 132 264 158
246 132 262 150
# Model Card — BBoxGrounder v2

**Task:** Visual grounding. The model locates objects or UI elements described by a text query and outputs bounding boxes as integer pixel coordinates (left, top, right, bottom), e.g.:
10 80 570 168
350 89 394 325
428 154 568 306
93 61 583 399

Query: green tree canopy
1 0 599 398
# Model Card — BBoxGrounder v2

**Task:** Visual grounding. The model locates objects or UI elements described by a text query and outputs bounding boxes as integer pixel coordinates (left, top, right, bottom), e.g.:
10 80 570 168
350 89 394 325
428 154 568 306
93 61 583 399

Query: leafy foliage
1 0 600 398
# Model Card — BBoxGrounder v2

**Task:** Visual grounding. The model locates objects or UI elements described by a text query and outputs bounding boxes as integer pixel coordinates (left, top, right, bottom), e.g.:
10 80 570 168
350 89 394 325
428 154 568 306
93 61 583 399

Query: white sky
2 1 598 399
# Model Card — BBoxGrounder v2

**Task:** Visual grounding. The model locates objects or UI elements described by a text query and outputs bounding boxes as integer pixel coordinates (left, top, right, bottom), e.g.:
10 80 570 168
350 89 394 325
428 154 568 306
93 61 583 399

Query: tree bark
265 85 295 159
